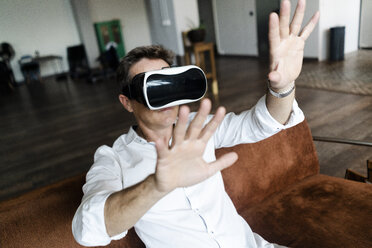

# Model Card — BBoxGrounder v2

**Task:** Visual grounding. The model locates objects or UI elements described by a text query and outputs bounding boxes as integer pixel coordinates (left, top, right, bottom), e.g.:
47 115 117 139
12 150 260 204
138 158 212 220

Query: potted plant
187 22 206 43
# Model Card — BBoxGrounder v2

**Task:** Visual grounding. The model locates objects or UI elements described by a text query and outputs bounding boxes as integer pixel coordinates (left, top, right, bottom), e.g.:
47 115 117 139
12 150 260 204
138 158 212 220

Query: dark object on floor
55 73 68 81
1 120 371 247
19 55 41 84
67 44 91 79
0 61 15 94
67 44 104 83
330 26 345 61
97 45 120 78
0 42 15 60
0 42 16 92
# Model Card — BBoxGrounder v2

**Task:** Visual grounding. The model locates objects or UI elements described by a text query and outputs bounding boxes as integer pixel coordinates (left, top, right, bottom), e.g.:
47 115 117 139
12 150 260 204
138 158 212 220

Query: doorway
212 0 258 56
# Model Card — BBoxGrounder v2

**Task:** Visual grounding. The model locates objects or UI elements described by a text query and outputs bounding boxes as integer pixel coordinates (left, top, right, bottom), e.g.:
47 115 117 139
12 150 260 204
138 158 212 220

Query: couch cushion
0 174 144 248
218 120 319 212
241 174 372 248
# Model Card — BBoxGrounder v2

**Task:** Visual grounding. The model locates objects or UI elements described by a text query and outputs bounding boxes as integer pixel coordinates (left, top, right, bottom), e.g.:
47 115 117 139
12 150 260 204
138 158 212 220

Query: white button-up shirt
72 96 304 247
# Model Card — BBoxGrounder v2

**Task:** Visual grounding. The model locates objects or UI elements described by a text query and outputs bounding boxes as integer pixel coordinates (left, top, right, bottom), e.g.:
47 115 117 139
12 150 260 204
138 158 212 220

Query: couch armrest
242 174 372 247
216 120 319 212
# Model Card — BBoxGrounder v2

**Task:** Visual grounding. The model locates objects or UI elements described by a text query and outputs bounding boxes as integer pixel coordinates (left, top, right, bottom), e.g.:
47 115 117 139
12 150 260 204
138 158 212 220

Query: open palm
154 99 238 193
268 0 319 90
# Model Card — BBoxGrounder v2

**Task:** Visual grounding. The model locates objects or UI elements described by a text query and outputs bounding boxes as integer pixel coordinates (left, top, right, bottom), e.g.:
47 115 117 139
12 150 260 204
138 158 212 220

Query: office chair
19 55 41 84
67 45 91 79
0 42 16 92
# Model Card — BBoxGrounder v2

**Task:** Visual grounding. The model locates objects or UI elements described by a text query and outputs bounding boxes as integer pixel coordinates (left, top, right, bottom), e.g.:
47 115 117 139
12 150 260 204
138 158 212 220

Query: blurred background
0 0 371 201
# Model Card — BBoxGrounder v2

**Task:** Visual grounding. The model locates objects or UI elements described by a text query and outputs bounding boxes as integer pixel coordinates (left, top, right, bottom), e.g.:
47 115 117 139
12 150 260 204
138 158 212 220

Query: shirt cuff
73 191 128 246
255 95 305 132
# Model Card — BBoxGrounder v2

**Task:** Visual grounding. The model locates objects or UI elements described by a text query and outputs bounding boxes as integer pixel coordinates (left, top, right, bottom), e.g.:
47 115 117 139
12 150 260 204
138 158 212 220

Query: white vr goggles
122 65 207 110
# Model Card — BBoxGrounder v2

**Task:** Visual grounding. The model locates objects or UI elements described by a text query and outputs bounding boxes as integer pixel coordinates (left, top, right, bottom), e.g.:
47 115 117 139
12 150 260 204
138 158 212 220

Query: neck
136 123 173 145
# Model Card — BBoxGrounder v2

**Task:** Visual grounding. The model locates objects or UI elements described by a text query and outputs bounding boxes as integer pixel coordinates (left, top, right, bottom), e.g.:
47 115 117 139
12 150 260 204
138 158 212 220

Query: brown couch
1 120 371 248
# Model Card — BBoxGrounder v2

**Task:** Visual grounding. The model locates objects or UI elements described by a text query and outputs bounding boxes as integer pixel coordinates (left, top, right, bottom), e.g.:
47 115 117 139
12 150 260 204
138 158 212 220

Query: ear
119 94 134 112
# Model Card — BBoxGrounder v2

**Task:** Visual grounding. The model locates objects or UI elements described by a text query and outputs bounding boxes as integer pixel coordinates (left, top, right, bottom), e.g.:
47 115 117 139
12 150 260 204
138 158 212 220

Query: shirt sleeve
214 95 305 148
72 145 128 246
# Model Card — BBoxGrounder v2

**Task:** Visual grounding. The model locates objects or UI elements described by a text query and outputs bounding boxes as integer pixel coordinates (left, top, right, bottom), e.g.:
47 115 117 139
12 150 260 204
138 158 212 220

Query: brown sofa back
217 120 319 212
0 121 318 247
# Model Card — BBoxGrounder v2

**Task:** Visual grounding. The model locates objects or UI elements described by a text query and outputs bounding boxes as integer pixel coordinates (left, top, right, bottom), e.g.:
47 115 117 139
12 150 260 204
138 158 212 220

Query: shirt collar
124 125 173 146
124 126 151 145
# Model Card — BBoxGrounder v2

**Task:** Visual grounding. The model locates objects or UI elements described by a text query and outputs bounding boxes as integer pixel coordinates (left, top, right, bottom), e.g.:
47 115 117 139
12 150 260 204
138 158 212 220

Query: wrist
268 80 295 98
150 174 173 196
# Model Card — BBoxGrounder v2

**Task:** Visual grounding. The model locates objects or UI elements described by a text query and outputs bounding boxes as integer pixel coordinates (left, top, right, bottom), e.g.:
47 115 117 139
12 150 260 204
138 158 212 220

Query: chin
159 106 178 122
158 106 179 114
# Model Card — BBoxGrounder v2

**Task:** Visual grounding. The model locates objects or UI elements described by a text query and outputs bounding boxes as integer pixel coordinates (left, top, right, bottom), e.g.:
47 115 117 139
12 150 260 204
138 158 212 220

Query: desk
34 55 64 77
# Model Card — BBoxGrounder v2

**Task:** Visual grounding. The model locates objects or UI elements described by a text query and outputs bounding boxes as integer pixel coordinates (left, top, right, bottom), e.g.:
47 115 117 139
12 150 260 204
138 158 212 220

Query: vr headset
122 65 207 110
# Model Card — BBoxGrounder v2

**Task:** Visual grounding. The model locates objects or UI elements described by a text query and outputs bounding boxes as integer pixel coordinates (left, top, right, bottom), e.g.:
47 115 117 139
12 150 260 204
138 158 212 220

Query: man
72 0 319 247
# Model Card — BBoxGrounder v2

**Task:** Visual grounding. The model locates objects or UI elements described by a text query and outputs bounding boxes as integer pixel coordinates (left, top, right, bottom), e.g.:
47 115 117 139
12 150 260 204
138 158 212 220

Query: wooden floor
1 50 371 201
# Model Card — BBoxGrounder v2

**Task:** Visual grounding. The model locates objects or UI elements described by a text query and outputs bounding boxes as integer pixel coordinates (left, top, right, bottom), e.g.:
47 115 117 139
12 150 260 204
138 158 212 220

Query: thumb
207 152 238 177
268 71 282 86
155 138 169 158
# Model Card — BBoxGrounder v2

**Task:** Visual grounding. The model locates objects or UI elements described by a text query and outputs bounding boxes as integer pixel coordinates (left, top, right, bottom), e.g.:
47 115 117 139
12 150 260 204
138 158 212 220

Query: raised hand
154 99 238 193
268 0 319 90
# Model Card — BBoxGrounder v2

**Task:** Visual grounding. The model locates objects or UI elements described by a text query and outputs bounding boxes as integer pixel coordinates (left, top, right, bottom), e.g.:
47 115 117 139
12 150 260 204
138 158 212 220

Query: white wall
173 0 200 55
173 0 199 32
70 0 100 68
88 0 152 54
360 0 372 48
209 0 360 61
0 0 80 82
145 0 180 56
290 0 360 60
319 0 360 60
289 0 319 58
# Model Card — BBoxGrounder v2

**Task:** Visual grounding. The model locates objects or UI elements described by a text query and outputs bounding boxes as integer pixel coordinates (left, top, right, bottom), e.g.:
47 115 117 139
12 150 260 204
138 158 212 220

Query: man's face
123 58 179 130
